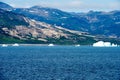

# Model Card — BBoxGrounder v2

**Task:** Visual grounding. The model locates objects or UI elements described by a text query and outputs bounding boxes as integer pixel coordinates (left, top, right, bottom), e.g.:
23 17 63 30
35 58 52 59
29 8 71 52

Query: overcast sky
0 0 120 12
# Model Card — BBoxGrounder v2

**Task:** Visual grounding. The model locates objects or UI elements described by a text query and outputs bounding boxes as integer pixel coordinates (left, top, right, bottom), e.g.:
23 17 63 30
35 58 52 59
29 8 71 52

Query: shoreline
0 44 119 47
0 44 92 46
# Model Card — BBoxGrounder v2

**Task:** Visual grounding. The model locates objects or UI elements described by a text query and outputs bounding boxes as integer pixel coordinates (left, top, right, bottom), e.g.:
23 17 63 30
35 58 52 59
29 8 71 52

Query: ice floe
2 44 8 47
12 43 19 47
93 41 118 47
75 44 80 47
48 44 54 46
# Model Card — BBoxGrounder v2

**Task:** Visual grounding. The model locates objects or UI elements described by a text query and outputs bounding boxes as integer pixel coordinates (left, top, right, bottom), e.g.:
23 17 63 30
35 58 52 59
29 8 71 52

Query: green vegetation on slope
0 9 29 28
0 33 24 44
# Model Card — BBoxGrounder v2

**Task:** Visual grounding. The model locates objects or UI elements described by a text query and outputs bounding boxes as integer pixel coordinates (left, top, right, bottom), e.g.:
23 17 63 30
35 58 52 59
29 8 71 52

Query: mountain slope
1 2 120 38
75 11 120 37
0 9 96 45
0 9 29 28
12 6 89 31
13 6 120 37
0 2 13 11
0 2 120 44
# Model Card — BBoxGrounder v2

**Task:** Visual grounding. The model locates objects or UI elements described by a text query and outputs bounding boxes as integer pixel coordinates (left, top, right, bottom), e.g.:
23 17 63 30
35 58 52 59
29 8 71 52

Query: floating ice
111 43 118 47
12 43 19 47
75 44 80 47
104 42 111 47
2 44 8 47
48 44 54 46
93 41 118 47
93 41 105 47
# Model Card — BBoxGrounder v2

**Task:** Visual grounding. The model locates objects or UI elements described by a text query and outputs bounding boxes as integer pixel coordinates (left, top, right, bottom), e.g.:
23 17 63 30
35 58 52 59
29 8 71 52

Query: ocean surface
0 46 120 80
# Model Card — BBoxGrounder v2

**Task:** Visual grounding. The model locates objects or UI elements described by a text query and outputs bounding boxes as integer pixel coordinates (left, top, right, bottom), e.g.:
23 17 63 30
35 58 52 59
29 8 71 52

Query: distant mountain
75 11 120 37
0 9 96 44
0 9 29 28
0 2 13 11
12 6 89 31
12 6 120 37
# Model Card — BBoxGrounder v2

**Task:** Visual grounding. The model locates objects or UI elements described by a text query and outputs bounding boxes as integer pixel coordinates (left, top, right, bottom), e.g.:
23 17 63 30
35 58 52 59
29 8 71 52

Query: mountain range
0 2 120 45
12 5 120 37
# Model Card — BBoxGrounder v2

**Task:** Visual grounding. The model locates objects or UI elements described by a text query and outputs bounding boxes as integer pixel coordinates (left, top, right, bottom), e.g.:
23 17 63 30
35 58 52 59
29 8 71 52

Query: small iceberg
103 42 111 47
111 43 118 47
2 44 8 47
93 41 118 47
48 44 54 46
75 44 80 47
12 43 19 47
93 41 105 47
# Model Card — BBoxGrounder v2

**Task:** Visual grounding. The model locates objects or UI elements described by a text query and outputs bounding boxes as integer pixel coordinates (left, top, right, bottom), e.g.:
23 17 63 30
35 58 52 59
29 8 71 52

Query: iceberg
2 44 8 47
75 44 80 47
93 41 118 47
12 43 19 46
48 44 54 46
93 41 105 47
104 42 111 47
111 43 118 47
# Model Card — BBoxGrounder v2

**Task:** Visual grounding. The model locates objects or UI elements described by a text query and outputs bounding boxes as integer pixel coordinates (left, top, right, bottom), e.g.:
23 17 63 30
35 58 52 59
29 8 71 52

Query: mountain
0 2 13 11
12 6 89 31
75 11 120 37
0 9 29 28
0 2 120 44
0 9 96 44
12 6 120 37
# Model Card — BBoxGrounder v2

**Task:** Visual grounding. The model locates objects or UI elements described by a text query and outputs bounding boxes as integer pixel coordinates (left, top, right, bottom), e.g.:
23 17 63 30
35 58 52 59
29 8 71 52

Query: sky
0 0 120 12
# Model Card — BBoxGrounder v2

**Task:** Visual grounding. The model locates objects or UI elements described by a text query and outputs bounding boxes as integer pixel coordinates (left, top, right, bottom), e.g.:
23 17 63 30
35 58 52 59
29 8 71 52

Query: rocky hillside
1 2 120 37
0 9 96 44
74 11 120 37
12 6 89 32
0 9 29 28
12 6 120 37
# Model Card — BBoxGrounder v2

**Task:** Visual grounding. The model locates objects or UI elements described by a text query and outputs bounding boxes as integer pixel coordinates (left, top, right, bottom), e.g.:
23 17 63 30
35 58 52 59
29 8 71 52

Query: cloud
10 4 30 8
1 0 119 12
36 0 83 11
36 0 120 12
79 2 120 11
69 0 82 7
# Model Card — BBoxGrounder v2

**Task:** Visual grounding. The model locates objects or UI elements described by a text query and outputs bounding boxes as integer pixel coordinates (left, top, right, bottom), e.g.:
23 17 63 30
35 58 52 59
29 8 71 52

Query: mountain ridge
12 5 120 37
0 2 13 11
0 2 120 44
0 8 96 45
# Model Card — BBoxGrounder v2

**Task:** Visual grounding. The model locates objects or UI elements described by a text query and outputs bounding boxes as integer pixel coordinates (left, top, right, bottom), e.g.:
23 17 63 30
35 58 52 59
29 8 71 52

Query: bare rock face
1 19 69 40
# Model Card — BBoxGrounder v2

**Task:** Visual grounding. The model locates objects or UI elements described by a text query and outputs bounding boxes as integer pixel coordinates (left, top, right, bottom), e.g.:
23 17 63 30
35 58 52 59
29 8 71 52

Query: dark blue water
0 46 120 80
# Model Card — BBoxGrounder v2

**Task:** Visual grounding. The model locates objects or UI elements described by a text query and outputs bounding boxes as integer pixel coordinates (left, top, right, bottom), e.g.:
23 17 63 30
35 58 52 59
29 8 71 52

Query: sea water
0 46 120 80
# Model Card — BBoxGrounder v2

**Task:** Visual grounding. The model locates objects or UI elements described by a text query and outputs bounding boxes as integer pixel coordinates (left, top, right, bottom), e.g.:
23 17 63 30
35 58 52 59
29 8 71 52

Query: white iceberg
75 44 80 47
2 44 8 47
93 41 105 47
12 43 19 46
48 44 54 46
93 41 118 47
104 42 111 47
111 43 118 47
